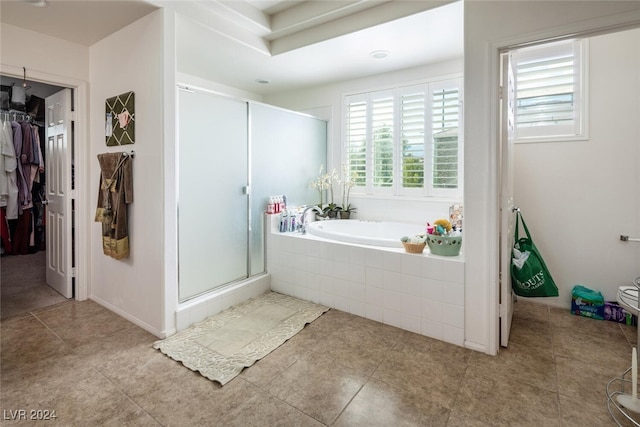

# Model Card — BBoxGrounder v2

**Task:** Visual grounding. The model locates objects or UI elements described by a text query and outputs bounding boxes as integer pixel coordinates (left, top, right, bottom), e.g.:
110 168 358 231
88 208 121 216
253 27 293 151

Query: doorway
0 75 74 318
498 26 640 347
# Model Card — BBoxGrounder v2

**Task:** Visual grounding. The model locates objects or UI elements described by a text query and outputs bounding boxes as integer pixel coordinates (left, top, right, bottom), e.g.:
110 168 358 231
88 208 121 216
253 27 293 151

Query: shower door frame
176 86 255 303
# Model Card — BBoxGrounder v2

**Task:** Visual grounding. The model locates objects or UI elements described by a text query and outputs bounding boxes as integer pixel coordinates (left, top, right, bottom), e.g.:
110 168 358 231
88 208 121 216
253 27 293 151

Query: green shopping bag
510 211 559 297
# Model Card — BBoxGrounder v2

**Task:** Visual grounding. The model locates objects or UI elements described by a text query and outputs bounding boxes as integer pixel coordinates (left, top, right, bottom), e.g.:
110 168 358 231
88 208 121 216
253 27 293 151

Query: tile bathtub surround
268 229 465 346
1 298 636 426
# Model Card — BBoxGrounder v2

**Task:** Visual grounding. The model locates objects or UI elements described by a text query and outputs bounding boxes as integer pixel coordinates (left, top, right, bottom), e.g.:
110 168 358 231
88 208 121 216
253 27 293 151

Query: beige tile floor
1 295 637 426
0 252 66 320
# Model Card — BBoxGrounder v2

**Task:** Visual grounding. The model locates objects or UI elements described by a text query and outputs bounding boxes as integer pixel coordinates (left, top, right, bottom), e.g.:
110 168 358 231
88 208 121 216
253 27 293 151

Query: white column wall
89 10 166 336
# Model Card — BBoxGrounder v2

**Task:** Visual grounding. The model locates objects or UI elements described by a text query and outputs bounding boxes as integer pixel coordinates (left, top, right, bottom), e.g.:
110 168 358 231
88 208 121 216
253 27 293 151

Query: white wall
0 24 89 82
264 59 464 225
89 10 166 336
513 29 640 306
465 1 640 354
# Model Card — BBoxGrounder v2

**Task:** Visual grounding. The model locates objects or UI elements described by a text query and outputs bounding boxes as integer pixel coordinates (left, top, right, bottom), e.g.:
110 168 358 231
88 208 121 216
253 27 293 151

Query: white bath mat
153 292 329 385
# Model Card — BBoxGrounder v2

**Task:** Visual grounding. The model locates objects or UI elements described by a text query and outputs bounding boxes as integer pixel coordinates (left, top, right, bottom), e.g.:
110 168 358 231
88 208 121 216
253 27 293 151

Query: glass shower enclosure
177 87 326 302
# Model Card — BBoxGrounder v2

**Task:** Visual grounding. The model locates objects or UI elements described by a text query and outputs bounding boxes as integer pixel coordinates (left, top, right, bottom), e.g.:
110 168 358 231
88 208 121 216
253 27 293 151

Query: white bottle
280 210 288 232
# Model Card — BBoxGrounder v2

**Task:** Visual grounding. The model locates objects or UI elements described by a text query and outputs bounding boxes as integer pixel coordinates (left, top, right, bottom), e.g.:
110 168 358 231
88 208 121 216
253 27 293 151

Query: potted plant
339 164 356 219
310 165 331 217
311 165 340 219
311 164 357 220
339 204 356 219
323 203 341 218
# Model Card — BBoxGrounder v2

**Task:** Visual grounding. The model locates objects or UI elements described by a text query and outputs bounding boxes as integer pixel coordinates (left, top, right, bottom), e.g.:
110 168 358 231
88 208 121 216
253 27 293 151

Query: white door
45 89 73 298
499 53 517 347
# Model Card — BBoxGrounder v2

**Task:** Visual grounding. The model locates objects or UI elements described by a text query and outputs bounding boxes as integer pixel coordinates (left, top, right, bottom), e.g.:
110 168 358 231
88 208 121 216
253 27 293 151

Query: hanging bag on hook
510 211 559 297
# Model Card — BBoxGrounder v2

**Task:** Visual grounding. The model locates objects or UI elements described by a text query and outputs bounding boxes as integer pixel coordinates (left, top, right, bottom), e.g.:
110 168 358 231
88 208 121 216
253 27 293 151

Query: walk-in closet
0 74 68 319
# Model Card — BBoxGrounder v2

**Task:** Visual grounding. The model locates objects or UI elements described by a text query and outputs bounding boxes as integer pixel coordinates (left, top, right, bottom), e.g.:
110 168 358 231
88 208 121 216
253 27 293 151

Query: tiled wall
267 223 466 346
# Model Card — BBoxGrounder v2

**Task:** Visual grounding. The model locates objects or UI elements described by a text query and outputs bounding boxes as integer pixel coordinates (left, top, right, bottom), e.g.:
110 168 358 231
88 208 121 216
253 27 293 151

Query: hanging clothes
31 124 46 250
20 121 34 210
10 121 30 213
95 152 133 260
5 121 28 254
31 124 44 183
11 208 31 255
0 207 11 254
27 125 44 252
0 120 18 219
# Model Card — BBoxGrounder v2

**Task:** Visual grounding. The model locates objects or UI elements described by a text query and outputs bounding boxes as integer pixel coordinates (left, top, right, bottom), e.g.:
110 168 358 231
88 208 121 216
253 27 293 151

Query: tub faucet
300 205 323 234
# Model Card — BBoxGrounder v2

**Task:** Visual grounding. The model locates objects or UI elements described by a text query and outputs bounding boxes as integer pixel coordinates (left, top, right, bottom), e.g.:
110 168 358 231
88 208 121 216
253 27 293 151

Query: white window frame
343 76 463 198
512 39 589 143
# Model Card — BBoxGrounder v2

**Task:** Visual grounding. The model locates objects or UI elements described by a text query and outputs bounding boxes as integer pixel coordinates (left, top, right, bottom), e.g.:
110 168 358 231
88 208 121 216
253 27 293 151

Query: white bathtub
306 219 425 247
267 215 466 347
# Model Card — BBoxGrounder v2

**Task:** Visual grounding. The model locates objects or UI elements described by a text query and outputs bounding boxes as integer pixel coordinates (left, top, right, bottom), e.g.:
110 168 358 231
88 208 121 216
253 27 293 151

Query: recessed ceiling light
370 50 389 59
32 0 49 7
255 79 270 84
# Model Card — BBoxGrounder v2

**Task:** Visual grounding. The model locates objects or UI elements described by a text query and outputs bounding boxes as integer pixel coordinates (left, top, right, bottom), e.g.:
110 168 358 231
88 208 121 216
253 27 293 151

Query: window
431 84 461 189
511 39 588 142
372 92 394 188
344 78 462 197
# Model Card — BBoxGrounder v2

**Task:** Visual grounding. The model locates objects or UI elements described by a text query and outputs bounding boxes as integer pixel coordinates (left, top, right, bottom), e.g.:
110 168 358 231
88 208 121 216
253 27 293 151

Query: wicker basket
402 242 426 254
426 234 462 256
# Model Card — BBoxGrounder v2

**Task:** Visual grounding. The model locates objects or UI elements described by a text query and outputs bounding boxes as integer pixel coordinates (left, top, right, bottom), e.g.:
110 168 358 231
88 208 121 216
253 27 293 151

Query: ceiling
0 0 160 46
0 0 463 95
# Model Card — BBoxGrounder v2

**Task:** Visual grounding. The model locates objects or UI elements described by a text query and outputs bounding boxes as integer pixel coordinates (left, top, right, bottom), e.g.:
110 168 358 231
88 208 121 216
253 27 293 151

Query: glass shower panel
250 104 327 275
178 89 248 302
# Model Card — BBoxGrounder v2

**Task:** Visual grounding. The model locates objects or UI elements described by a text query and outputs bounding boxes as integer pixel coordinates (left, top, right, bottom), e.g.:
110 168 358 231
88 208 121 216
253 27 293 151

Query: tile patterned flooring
1 295 637 426
0 252 66 320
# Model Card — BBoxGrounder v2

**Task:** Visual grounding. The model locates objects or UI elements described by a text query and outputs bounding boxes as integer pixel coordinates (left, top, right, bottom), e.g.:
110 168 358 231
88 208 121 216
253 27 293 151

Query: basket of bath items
426 219 462 256
401 235 426 254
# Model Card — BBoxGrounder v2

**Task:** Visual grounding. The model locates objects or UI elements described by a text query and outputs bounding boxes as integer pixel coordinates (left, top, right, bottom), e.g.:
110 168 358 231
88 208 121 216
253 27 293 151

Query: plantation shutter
431 85 459 190
371 93 394 188
400 90 425 189
516 55 574 127
343 77 462 197
512 40 586 141
345 97 367 187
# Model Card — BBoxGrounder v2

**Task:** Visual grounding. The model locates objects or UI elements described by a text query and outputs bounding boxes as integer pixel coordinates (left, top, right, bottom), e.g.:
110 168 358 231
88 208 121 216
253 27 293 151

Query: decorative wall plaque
105 91 135 146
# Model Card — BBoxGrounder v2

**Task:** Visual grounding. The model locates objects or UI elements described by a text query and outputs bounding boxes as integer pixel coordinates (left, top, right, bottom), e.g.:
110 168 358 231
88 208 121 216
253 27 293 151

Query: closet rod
0 110 31 122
